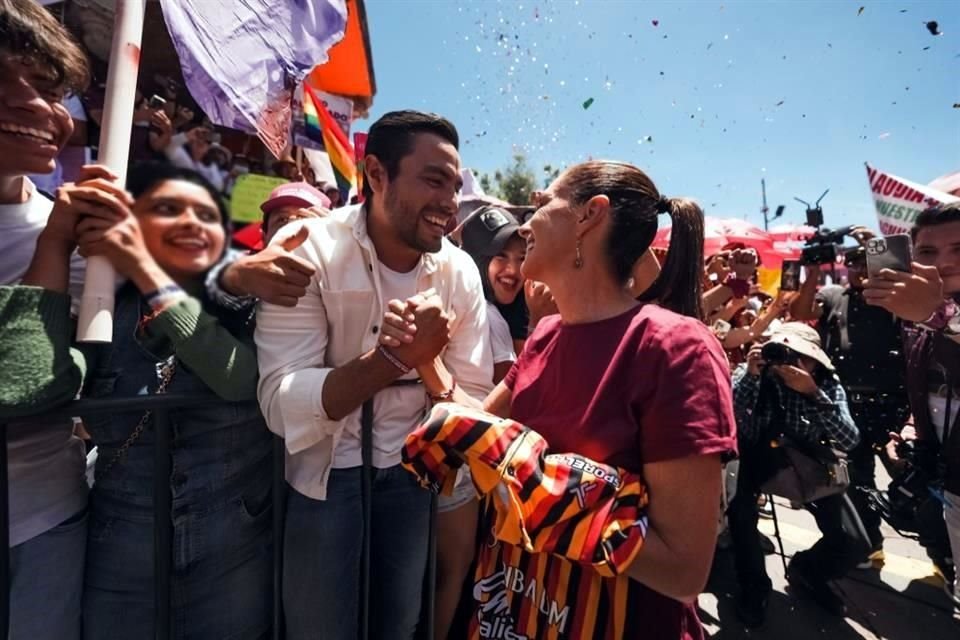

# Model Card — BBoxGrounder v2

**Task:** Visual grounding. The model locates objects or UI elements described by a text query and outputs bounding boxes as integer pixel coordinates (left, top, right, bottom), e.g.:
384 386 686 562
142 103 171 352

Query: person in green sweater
19 161 273 639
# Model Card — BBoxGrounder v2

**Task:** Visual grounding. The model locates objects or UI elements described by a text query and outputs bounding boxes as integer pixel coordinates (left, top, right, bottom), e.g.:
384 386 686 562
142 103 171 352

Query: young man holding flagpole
0 2 91 637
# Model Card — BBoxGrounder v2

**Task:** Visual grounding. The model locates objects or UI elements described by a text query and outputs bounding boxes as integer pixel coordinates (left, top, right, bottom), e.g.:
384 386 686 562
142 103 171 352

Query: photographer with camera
728 323 868 628
791 226 911 568
863 202 960 618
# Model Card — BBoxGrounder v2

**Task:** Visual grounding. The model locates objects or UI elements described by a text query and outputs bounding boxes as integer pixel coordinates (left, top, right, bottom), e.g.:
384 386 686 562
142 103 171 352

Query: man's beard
386 191 443 254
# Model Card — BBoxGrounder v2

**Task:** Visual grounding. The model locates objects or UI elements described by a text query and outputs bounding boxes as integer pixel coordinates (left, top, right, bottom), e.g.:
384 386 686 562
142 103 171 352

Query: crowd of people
0 2 958 639
25 41 342 208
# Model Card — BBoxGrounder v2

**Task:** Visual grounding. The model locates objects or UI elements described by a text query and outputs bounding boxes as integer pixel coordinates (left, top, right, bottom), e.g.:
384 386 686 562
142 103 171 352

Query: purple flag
158 0 348 157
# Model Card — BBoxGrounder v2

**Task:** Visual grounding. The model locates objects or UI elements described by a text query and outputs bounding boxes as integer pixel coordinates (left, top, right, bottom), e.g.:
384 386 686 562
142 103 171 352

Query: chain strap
97 357 177 480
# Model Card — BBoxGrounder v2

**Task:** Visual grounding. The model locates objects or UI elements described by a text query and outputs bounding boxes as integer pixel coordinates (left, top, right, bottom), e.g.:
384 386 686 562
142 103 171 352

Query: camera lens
761 342 792 364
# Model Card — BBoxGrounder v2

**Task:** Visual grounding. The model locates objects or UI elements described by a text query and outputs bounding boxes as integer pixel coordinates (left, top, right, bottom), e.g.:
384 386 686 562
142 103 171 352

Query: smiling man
0 2 91 638
255 110 493 639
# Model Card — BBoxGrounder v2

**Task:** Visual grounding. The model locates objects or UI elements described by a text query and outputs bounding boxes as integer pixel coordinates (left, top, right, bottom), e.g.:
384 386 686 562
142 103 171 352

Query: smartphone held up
780 260 802 292
865 235 912 278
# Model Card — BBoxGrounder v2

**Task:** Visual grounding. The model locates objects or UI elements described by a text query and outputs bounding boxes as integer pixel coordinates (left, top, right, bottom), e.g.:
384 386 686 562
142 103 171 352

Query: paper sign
230 173 287 223
292 84 354 151
865 163 959 235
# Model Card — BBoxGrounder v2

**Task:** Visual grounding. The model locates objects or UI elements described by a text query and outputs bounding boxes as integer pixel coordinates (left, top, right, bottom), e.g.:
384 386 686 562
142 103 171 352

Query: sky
361 0 958 232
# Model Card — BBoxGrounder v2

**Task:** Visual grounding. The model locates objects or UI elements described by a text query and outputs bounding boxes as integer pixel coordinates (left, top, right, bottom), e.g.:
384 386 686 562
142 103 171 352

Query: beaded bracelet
428 385 456 404
377 344 412 375
144 284 186 311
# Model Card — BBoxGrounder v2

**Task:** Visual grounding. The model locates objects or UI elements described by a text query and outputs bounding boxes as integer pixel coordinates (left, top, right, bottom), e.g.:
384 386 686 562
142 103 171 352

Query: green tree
479 173 493 195
479 154 538 206
542 164 560 188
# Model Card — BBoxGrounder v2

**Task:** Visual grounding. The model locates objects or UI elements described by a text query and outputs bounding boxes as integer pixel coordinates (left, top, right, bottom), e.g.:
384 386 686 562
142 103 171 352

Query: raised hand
731 248 758 281
75 203 153 281
222 225 317 307
773 364 819 396
862 263 944 322
525 280 558 328
43 164 133 252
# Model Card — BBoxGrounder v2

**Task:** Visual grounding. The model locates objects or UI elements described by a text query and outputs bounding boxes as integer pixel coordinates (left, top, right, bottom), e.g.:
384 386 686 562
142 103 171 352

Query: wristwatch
921 300 960 336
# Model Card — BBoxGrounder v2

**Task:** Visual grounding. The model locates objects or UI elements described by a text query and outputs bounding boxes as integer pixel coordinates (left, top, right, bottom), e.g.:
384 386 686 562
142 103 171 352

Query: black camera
760 342 799 366
865 440 943 537
800 226 856 266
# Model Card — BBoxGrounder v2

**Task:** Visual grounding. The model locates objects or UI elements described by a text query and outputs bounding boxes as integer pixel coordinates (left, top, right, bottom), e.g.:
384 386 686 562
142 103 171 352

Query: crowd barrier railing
0 393 287 640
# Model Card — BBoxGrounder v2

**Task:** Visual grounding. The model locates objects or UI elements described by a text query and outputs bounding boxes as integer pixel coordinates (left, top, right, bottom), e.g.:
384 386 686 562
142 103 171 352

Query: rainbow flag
303 83 357 198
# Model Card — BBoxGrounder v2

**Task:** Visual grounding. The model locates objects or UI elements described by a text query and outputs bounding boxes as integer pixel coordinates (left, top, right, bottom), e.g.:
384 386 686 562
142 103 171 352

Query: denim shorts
437 467 478 513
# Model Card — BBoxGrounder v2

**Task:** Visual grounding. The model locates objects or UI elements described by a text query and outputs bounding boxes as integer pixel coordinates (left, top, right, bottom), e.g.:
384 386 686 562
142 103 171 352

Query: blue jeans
9 509 87 640
83 486 272 640
283 465 432 640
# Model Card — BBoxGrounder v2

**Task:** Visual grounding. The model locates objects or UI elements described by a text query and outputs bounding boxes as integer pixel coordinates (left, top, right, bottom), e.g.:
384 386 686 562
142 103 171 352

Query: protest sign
230 173 288 223
865 163 959 235
293 84 354 150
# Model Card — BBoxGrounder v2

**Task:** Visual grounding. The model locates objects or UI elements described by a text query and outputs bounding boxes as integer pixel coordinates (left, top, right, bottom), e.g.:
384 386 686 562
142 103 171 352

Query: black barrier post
153 409 173 640
424 493 437 640
360 400 374 640
272 437 286 640
0 423 8 640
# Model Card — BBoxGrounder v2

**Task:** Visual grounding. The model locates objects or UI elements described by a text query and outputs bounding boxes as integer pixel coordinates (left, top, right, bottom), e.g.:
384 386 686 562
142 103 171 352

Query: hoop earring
574 240 583 269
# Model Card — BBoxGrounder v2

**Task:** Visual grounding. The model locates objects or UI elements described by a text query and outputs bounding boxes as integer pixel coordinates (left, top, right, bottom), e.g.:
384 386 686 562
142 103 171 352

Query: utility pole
762 178 784 230
761 178 769 230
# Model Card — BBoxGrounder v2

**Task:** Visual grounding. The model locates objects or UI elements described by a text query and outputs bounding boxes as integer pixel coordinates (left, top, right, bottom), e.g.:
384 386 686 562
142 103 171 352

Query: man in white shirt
256 110 493 640
0 4 92 638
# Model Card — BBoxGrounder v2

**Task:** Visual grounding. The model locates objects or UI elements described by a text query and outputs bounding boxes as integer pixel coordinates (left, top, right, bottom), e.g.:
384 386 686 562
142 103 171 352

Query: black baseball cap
460 206 521 258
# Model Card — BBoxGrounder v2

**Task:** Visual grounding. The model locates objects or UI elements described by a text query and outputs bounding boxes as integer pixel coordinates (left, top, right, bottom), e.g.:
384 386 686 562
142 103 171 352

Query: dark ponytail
560 161 706 321
638 197 705 320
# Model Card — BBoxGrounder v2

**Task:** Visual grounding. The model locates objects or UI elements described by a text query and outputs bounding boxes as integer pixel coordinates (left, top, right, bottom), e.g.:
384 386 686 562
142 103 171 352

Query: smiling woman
19 160 274 638
125 162 228 285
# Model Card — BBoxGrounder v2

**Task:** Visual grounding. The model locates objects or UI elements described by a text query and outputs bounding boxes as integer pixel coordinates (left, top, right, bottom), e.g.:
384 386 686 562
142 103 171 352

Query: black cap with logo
460 206 521 258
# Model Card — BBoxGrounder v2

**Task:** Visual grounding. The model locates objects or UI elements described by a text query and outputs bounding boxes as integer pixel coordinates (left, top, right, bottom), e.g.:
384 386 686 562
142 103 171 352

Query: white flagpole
76 0 146 342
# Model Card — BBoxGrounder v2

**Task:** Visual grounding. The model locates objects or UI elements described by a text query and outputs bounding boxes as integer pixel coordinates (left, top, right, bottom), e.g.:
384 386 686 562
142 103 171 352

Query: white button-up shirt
255 204 494 500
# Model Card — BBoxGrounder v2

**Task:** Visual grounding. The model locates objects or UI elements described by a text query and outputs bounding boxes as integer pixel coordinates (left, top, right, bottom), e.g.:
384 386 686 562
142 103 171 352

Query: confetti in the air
925 21 942 36
775 100 785 107
857 6 864 16
878 132 891 139
652 19 659 27
582 97 595 110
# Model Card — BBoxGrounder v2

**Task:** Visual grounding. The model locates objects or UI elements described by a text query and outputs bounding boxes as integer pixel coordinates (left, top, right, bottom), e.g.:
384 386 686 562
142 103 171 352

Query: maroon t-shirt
481 303 736 640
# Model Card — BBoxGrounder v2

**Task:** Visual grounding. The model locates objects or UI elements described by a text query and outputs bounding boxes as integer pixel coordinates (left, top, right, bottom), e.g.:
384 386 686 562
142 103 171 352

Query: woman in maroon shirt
381 160 737 639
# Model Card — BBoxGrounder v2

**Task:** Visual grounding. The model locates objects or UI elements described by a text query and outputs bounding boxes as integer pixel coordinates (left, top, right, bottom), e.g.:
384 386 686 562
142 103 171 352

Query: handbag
760 436 850 504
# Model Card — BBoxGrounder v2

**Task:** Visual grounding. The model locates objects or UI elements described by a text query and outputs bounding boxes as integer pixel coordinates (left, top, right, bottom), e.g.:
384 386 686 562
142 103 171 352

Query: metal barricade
1 394 439 640
0 393 286 640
